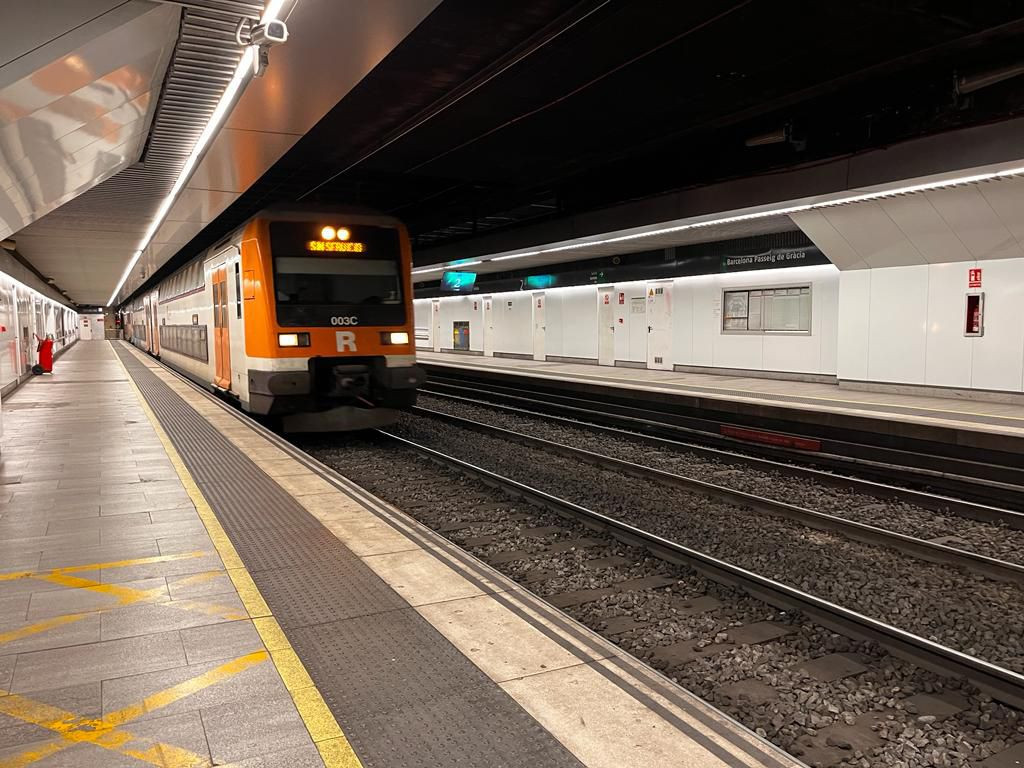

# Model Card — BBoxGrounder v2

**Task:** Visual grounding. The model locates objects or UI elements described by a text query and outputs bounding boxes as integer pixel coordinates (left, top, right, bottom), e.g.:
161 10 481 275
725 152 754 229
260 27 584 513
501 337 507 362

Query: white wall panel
559 286 598 359
492 292 532 355
924 262 972 388
837 270 871 380
544 292 565 357
688 276 716 366
817 275 840 375
866 265 928 383
413 300 431 348
969 258 1024 391
671 280 694 365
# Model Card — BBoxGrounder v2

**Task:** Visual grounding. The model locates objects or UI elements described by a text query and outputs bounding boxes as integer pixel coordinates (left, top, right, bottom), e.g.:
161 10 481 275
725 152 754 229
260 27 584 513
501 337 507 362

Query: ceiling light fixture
107 0 290 307
412 163 1024 281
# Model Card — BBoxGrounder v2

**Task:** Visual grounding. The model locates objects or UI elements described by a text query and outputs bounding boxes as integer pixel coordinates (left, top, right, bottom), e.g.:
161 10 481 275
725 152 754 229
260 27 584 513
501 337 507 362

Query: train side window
234 263 242 319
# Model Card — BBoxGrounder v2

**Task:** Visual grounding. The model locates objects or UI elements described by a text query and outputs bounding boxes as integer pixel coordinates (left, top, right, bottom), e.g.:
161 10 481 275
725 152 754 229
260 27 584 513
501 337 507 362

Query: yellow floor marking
104 651 268 726
0 614 87 647
0 552 206 583
37 572 167 605
0 652 267 768
0 568 244 651
114 344 362 768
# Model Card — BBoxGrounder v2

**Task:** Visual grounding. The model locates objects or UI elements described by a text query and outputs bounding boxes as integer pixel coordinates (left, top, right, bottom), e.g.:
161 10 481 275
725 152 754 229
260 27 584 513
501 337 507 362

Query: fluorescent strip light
429 164 1024 272
107 0 290 306
491 251 541 261
411 266 445 275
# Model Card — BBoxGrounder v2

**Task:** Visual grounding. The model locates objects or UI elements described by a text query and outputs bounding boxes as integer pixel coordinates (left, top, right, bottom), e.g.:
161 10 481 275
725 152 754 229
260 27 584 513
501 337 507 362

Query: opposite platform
418 350 1024 450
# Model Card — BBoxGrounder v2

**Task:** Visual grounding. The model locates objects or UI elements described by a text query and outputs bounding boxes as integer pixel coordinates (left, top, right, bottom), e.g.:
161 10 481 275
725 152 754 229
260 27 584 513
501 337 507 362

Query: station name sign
721 247 821 271
306 240 366 253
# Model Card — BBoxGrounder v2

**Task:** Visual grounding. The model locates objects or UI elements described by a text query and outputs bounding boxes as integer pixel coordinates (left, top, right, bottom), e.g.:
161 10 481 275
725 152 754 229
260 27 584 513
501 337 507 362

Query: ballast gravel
303 435 1024 768
387 412 1024 675
418 394 1024 565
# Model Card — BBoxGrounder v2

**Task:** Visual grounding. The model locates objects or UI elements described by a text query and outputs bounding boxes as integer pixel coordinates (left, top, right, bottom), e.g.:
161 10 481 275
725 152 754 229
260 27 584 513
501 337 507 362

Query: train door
646 281 672 370
142 294 153 351
149 290 160 355
431 300 441 352
598 287 615 366
532 292 546 361
212 265 231 389
482 296 494 357
227 253 246 396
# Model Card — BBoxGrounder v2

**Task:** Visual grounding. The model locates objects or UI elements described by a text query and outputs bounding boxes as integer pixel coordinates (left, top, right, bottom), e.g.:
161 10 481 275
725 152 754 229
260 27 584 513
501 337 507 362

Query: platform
0 340 800 768
418 351 1024 449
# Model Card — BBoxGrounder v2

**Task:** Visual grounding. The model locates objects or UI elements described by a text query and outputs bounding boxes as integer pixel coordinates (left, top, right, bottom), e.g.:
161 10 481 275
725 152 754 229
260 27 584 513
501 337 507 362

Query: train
123 206 425 431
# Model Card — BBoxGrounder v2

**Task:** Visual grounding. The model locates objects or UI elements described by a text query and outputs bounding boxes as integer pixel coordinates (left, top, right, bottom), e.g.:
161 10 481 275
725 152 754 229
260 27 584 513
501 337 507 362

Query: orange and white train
123 206 424 430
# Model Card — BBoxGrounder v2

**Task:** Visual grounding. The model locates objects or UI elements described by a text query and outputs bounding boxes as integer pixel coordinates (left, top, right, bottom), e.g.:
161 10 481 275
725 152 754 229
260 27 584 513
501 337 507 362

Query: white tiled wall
837 257 1024 391
415 263 841 375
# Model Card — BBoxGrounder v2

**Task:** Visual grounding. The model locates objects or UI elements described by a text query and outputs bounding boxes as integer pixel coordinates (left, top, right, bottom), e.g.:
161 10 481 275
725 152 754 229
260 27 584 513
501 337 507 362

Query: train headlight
320 226 336 240
278 332 310 347
381 331 409 345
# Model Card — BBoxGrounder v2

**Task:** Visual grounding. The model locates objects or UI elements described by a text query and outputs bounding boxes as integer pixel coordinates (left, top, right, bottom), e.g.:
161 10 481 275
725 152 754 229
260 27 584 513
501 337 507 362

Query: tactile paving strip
114 345 583 768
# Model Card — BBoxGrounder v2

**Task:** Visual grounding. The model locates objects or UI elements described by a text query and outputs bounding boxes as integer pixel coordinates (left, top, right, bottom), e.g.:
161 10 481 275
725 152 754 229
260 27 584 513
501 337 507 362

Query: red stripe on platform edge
720 425 821 452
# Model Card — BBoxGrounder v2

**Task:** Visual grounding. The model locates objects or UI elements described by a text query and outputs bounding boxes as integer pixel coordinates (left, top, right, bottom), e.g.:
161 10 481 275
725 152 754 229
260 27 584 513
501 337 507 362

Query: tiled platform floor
0 341 326 767
0 340 805 768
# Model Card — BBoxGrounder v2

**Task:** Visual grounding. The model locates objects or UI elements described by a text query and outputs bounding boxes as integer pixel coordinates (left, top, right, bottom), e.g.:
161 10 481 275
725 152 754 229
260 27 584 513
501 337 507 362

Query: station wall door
212 266 231 389
431 300 441 352
598 288 615 366
532 292 546 361
483 296 495 356
646 282 672 370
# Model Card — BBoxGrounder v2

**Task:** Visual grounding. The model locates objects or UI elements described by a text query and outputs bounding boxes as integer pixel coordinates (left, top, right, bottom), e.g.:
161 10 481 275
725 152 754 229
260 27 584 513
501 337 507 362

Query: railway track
409 404 1024 586
420 369 1024 513
302 430 1024 767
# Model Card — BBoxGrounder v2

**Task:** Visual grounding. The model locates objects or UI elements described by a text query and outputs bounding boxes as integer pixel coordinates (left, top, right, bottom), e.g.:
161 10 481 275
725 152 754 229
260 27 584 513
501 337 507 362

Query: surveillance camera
250 19 288 46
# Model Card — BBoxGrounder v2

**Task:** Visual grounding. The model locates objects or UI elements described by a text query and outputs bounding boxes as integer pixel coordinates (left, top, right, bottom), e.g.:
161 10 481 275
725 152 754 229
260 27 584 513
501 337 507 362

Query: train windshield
269 221 406 327
274 257 401 306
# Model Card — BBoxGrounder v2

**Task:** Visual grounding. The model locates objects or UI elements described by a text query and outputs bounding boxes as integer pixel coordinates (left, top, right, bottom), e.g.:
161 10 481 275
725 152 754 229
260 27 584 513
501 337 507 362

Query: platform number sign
969 268 982 288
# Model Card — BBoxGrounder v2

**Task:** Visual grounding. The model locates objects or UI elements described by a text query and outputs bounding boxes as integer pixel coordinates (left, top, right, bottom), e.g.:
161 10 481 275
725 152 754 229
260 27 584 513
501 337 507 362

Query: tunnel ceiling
139 0 1024 293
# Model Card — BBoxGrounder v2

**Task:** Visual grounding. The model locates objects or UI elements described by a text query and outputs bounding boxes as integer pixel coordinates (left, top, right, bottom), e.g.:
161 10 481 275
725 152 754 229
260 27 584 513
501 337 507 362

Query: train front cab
218 211 424 431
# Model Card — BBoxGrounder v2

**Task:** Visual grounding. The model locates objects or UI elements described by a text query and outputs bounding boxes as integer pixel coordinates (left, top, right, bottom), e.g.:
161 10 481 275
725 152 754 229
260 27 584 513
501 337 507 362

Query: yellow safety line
0 652 270 768
113 343 362 768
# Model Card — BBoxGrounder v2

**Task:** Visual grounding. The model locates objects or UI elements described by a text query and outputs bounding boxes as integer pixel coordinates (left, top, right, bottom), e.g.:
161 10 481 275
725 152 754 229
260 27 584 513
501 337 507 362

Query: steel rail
412 405 1024 585
379 428 1024 712
420 379 1024 521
